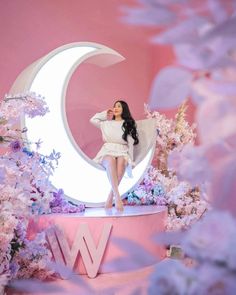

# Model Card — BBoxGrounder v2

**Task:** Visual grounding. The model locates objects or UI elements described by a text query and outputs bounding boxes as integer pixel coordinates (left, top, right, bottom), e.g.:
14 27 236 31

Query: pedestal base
27 205 167 277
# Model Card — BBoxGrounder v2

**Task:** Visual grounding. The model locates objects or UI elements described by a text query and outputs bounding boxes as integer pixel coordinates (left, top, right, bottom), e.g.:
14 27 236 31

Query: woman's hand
107 109 114 120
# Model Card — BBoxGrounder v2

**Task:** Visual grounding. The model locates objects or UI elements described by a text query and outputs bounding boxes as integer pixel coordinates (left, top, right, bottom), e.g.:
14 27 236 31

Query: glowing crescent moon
10 42 155 206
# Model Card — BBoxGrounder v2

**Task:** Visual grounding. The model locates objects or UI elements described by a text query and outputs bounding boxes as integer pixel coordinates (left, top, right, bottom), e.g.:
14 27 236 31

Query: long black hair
113 100 139 145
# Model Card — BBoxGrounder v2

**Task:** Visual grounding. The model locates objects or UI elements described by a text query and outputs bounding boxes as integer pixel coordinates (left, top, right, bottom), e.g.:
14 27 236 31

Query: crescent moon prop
10 42 156 206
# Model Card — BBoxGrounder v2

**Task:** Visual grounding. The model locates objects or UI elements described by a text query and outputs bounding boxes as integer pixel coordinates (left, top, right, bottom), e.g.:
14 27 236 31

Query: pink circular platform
27 206 167 278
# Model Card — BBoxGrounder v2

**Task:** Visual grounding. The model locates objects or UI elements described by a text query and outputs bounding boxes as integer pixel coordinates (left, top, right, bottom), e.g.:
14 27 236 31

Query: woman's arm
90 110 108 128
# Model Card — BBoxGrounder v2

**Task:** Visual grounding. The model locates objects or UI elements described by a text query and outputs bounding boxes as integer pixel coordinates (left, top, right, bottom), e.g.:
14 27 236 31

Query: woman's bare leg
116 156 127 183
104 156 117 208
105 190 113 209
114 156 127 210
101 156 122 210
106 156 127 209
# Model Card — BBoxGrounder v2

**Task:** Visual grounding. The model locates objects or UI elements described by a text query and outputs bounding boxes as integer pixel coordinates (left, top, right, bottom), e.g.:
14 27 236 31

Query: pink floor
57 265 154 294
8 264 158 295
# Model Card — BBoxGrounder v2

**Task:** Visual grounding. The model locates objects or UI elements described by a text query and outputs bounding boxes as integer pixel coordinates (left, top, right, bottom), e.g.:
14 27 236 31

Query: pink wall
0 0 195 158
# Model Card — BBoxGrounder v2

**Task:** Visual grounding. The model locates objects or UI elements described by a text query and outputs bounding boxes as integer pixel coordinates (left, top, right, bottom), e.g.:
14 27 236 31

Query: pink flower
148 259 194 295
168 144 211 187
189 263 236 295
9 140 22 153
182 210 236 270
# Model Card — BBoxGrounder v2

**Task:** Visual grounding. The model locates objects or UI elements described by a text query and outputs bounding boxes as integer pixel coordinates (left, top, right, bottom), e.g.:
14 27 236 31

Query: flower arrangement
8 227 54 280
124 167 167 206
1 92 49 121
145 101 196 173
50 189 85 214
124 165 209 232
0 92 85 290
124 102 205 231
166 183 208 231
149 210 236 294
122 0 236 293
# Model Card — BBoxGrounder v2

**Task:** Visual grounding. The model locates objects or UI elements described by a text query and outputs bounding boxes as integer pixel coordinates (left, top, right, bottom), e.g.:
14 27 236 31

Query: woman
90 100 139 211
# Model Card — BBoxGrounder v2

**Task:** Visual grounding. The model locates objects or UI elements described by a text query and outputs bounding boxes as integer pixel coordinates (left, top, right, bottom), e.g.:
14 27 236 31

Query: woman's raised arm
90 110 108 128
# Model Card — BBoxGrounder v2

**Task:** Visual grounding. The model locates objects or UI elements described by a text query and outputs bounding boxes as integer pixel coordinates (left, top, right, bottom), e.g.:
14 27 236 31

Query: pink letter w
46 223 112 278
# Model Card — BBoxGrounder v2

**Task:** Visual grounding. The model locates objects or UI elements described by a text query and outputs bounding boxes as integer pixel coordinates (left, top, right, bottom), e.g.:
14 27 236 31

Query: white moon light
10 42 155 206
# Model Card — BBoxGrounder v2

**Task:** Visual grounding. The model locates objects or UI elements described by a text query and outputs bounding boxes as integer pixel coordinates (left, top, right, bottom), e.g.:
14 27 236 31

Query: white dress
90 110 157 178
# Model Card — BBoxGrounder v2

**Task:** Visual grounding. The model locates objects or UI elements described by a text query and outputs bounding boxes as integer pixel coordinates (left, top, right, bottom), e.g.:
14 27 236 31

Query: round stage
27 205 167 278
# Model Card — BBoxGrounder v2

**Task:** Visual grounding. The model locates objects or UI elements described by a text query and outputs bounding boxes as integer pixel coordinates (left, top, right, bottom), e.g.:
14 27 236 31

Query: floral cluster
125 101 204 231
124 182 166 206
10 231 54 280
149 210 236 294
50 189 85 213
123 0 236 293
0 95 48 151
144 102 196 172
0 92 85 291
1 92 49 122
124 167 166 206
124 166 208 232
166 183 208 231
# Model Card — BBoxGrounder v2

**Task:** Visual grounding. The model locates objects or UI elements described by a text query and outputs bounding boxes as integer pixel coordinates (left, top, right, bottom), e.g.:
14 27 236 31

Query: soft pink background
0 0 195 158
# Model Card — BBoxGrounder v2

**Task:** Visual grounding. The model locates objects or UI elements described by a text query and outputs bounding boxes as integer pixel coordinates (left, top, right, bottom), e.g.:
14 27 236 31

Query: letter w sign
46 223 112 278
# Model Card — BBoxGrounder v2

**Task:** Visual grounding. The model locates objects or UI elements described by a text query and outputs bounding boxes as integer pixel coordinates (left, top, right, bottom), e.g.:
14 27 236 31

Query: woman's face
113 101 123 117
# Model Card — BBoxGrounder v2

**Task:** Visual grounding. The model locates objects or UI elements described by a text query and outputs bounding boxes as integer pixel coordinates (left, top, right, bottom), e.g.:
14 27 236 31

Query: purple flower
9 262 20 277
10 140 22 153
0 167 5 184
182 210 236 269
50 189 85 214
148 259 194 295
15 222 26 241
156 196 167 206
50 189 64 207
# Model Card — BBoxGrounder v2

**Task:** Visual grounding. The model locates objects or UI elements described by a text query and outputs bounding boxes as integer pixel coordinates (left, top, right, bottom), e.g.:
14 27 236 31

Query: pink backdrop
0 0 195 158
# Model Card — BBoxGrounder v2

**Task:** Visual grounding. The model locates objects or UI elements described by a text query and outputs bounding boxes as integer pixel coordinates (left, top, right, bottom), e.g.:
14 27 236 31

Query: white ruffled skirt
93 142 133 177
